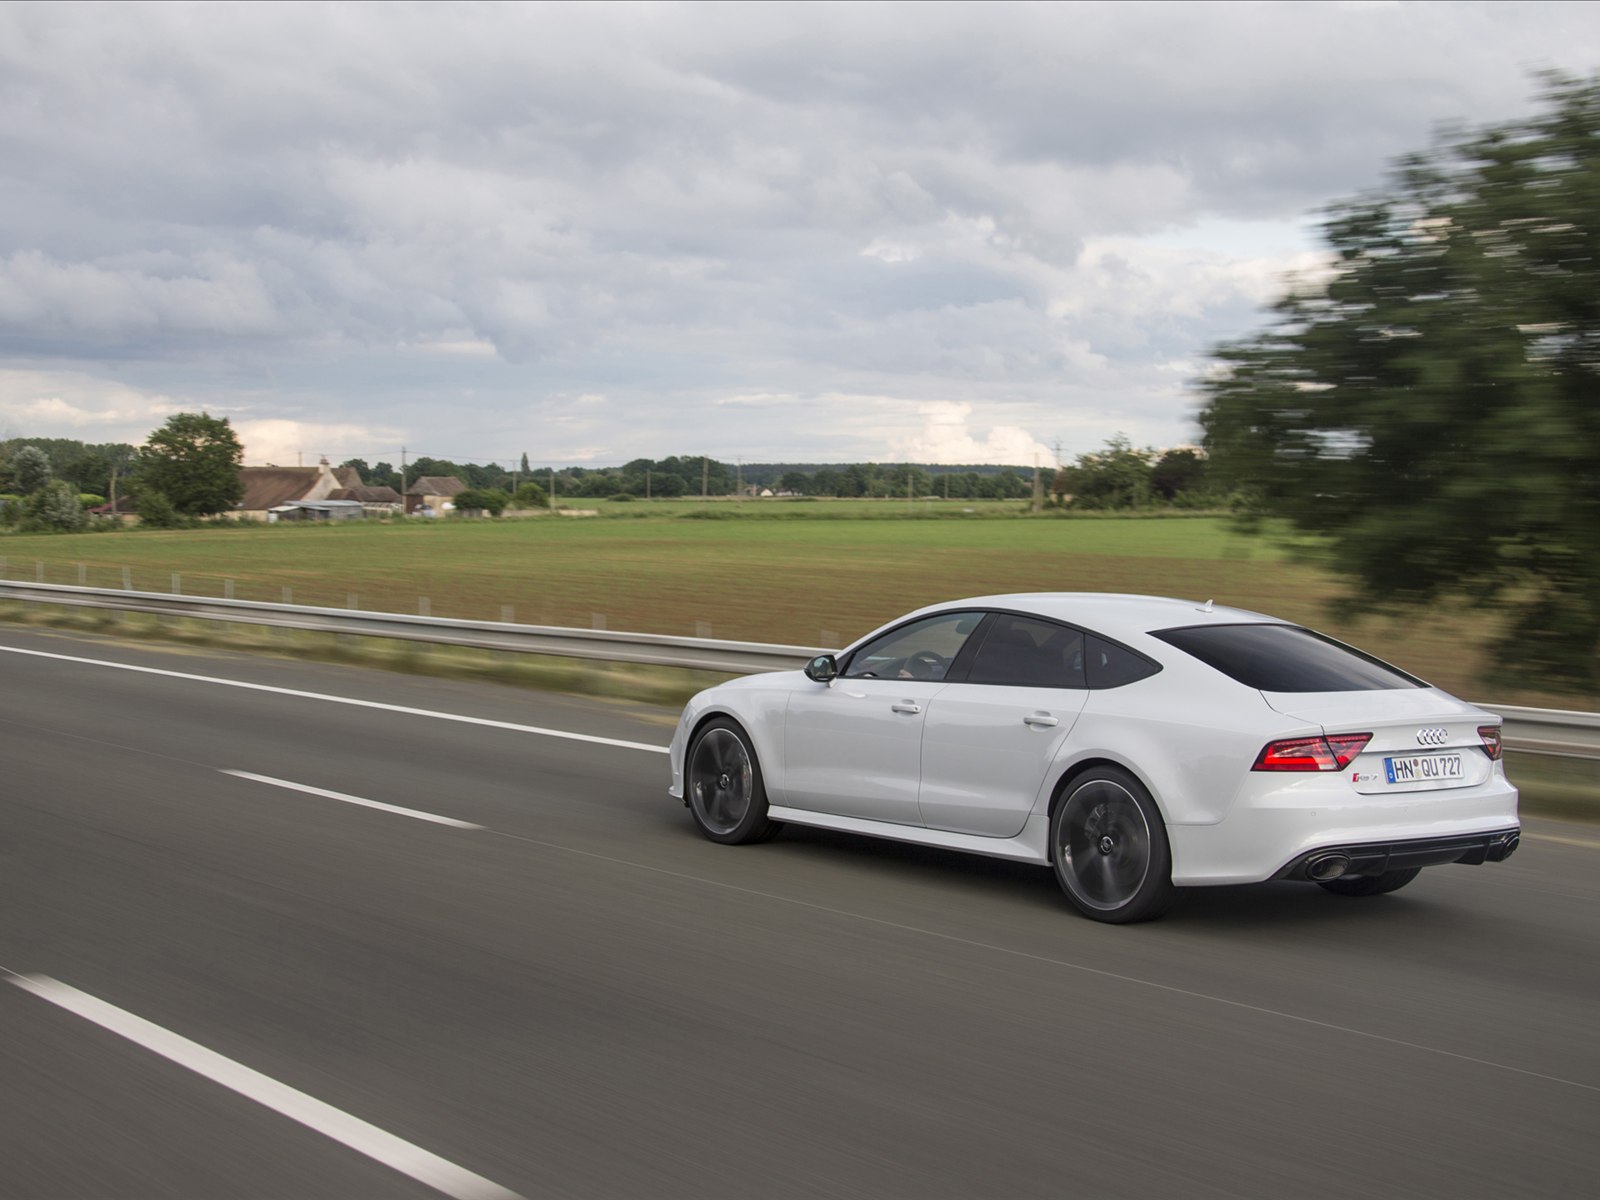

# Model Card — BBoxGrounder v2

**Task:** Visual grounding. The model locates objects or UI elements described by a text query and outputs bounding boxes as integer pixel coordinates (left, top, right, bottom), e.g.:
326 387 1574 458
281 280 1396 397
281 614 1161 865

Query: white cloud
891 400 1053 465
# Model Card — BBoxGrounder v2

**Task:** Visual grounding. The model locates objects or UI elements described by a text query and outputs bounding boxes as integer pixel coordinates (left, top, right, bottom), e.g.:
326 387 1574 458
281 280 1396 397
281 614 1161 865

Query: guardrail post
77 563 87 586
695 620 712 638
36 561 44 582
122 567 132 590
225 579 235 600
171 573 181 595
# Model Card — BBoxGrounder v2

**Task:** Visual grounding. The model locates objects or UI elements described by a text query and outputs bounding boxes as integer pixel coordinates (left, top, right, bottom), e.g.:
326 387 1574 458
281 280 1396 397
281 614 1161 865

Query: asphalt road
1 624 1595 1200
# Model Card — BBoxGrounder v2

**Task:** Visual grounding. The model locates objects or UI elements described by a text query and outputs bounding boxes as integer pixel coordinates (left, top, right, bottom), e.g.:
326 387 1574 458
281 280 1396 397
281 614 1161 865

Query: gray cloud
1 0 1596 464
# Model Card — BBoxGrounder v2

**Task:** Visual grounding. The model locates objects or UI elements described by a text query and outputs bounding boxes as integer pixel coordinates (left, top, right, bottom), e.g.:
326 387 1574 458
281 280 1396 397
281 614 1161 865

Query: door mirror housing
804 654 839 683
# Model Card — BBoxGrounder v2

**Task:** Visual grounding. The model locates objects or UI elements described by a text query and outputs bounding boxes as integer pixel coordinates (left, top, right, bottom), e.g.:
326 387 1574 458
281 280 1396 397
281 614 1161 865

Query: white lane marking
0 643 668 754
5 972 523 1200
221 771 484 830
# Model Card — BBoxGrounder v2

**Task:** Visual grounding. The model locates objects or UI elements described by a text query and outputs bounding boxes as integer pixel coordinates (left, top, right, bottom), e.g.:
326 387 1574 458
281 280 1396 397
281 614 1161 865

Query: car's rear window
1152 623 1426 692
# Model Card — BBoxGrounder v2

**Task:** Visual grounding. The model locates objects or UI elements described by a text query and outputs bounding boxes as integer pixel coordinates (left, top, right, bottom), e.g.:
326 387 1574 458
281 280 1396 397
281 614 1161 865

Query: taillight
1253 733 1372 772
1478 725 1503 761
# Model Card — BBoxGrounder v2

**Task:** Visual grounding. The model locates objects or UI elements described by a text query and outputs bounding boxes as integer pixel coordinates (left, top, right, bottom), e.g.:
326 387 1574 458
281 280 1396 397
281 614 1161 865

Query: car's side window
843 612 982 681
965 613 1087 688
1085 635 1161 688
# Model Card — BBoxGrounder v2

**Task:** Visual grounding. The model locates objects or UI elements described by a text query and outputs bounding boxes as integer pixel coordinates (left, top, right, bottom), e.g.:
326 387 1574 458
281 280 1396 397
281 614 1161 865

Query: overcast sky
1 1 1597 469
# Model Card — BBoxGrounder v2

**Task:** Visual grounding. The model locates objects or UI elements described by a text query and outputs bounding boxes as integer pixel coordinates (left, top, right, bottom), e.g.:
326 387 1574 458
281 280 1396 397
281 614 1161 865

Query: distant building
234 459 402 521
406 475 467 517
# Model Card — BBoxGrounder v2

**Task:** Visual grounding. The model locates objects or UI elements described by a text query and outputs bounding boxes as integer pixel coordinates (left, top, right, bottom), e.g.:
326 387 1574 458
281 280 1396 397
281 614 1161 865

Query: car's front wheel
1317 867 1421 897
685 717 781 845
1051 766 1177 923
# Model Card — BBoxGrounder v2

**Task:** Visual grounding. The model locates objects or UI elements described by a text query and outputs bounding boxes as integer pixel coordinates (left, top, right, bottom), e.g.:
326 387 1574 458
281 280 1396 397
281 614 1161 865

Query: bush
26 480 87 531
453 488 510 516
511 481 548 509
136 489 185 528
608 493 636 502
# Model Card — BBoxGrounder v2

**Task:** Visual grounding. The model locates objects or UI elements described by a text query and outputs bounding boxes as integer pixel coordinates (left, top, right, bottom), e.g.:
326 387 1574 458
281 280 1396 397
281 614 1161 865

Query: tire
1317 867 1421 897
1051 766 1177 924
685 717 781 845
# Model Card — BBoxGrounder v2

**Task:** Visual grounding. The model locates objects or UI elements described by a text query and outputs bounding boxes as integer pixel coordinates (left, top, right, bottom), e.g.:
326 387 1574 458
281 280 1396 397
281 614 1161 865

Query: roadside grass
0 509 1585 711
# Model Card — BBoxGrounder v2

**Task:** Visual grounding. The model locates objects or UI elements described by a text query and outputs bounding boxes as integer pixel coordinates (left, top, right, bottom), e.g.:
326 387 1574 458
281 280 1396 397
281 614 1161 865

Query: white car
668 594 1520 922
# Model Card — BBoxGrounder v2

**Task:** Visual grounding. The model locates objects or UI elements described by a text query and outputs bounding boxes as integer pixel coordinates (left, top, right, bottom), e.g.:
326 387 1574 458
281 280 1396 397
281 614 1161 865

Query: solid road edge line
0 643 668 754
3 971 523 1200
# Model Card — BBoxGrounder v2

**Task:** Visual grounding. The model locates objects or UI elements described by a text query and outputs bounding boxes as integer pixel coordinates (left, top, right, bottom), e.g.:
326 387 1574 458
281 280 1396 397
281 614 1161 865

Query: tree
1199 74 1600 692
1060 437 1153 509
511 481 548 509
140 413 245 516
12 445 52 494
1151 449 1209 503
26 480 86 530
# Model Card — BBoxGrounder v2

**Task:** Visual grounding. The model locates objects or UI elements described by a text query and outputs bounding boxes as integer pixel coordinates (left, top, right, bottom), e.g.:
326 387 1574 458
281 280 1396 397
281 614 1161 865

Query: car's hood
1261 688 1492 731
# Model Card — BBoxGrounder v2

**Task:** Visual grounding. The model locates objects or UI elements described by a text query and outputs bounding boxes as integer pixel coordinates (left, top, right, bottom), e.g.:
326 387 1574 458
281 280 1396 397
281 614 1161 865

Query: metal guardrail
0 580 825 675
2 579 1596 758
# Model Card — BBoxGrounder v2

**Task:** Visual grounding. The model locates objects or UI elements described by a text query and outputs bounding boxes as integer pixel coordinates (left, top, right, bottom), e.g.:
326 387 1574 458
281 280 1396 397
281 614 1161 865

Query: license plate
1384 753 1464 785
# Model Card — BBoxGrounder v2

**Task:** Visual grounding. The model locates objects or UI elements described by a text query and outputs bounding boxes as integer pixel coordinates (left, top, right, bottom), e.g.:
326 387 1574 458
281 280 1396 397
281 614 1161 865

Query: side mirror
803 654 839 683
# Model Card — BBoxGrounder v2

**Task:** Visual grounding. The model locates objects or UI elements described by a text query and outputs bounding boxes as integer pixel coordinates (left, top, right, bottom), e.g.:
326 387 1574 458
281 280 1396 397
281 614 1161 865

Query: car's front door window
844 612 980 681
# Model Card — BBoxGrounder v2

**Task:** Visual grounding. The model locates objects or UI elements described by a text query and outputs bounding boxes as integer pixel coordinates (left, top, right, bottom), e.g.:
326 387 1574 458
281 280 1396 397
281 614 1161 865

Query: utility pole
736 458 743 500
549 468 556 511
701 456 708 501
399 446 408 514
1032 453 1042 514
645 468 651 501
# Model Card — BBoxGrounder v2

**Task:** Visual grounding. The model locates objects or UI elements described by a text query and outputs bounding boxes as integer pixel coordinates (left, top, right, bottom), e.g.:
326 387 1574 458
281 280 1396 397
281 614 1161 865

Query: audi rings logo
1416 727 1449 747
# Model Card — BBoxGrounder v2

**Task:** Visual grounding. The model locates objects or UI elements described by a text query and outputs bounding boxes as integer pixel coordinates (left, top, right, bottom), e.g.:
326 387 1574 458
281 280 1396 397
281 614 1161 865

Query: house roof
331 484 403 504
407 475 467 497
236 464 363 512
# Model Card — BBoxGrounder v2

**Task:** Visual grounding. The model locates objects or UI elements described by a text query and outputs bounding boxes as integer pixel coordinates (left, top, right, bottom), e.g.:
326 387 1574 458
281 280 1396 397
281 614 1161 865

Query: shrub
26 480 88 531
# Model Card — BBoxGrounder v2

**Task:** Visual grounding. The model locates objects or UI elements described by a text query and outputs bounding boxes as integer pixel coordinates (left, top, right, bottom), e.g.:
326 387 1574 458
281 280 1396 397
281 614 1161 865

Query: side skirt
766 807 1052 865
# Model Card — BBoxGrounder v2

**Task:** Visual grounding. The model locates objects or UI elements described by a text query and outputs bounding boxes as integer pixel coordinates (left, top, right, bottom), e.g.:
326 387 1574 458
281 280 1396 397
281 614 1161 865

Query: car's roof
909 593 1280 642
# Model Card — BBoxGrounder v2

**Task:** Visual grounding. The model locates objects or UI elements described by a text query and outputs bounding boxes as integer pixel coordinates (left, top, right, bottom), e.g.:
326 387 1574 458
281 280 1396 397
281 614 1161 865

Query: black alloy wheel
1051 766 1177 923
686 717 780 845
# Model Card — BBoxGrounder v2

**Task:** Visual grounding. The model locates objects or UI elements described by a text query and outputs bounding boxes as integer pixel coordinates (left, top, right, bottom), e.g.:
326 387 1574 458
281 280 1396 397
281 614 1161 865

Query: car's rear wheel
686 717 780 845
1051 766 1177 923
1317 867 1421 897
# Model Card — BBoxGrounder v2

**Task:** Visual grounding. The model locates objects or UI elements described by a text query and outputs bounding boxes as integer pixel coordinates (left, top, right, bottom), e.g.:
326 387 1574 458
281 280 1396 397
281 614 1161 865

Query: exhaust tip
1500 832 1520 861
1306 853 1351 882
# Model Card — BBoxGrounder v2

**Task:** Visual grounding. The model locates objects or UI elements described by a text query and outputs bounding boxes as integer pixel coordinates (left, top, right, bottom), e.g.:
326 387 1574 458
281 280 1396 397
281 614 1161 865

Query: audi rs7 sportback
668 594 1520 922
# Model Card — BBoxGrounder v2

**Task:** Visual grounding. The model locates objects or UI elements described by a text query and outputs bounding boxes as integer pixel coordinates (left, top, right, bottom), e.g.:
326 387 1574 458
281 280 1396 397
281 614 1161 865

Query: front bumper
1271 827 1521 881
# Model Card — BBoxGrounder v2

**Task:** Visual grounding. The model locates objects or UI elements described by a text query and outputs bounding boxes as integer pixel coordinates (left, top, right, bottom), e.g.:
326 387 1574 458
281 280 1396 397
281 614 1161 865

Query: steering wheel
906 650 948 680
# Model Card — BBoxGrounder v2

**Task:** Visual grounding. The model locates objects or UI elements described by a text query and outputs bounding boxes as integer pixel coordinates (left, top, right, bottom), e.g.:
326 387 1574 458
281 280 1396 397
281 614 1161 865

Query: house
234 459 402 521
88 495 141 525
406 475 467 516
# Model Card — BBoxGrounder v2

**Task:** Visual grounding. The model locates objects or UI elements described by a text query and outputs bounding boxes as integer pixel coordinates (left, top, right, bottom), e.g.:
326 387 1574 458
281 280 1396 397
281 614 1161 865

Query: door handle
1023 713 1059 728
891 702 922 714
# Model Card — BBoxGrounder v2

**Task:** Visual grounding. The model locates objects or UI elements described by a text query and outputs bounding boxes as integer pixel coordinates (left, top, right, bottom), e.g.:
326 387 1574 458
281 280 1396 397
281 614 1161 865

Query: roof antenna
1201 599 1214 613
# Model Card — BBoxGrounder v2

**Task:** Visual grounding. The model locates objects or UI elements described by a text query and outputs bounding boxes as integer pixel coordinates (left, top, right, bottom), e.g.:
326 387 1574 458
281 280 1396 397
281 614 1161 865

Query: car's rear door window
965 614 1087 688
1153 623 1425 692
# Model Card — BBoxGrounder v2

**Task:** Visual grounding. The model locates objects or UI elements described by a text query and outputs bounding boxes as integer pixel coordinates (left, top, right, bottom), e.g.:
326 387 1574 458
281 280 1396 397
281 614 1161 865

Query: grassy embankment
1 504 1593 815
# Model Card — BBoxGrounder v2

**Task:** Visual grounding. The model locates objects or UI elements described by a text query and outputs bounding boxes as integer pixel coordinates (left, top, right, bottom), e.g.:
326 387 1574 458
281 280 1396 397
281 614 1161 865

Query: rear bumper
1271 827 1521 881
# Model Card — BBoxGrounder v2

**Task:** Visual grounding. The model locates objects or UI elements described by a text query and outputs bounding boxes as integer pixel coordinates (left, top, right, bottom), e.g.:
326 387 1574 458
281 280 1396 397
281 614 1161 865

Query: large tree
140 412 245 516
1199 74 1600 693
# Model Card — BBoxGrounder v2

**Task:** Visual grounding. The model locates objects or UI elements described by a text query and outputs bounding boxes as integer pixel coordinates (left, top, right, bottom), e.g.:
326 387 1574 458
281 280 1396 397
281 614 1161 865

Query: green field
0 505 1576 710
